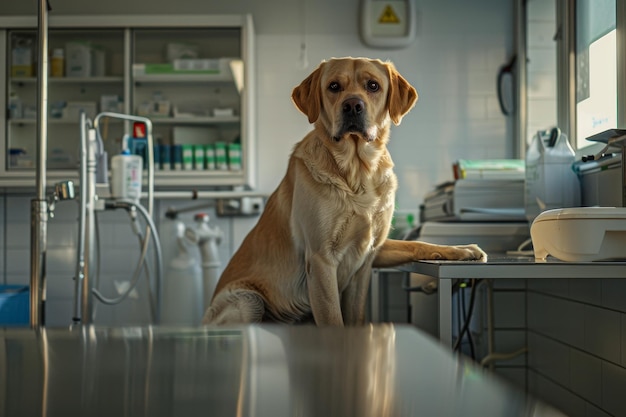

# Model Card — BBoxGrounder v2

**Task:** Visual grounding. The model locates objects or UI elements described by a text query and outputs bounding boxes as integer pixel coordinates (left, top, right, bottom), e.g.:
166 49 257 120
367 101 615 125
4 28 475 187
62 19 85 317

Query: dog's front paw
449 244 488 262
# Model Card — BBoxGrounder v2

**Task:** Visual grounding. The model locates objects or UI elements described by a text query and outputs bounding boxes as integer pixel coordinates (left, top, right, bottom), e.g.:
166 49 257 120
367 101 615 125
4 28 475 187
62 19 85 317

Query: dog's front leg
340 262 373 325
306 252 344 325
373 239 487 267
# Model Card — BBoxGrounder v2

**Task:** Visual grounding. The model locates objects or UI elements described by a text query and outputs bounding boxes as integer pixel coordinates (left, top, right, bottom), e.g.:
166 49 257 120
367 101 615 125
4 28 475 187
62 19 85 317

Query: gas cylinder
161 223 202 326
185 213 223 311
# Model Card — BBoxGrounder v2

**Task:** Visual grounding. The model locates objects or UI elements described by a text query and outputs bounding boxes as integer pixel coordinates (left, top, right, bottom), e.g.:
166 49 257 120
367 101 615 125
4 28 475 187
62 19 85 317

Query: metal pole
617 1 626 207
514 0 527 159
81 126 97 324
556 0 577 144
73 112 88 323
30 0 50 328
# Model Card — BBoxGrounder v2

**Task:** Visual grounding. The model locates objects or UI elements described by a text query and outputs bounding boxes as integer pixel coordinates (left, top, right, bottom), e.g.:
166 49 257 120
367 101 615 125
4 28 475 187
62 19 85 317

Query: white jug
525 128 581 222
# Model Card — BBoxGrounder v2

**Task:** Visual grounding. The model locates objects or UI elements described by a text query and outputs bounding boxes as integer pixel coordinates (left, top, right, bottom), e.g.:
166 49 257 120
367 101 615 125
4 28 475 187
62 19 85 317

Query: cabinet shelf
10 118 123 125
11 76 124 84
133 73 232 83
10 116 238 126
150 116 240 124
1 14 256 190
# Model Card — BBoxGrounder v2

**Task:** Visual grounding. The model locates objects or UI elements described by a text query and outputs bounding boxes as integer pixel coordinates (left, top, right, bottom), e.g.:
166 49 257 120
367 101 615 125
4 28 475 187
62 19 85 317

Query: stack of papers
453 159 525 180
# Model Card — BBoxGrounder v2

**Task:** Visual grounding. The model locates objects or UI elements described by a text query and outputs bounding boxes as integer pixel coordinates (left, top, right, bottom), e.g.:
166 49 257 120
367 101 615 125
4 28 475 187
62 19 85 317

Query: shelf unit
0 15 256 189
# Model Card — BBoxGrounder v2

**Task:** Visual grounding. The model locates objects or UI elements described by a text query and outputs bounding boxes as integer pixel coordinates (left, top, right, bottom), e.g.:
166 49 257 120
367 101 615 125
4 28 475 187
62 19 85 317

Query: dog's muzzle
334 97 371 141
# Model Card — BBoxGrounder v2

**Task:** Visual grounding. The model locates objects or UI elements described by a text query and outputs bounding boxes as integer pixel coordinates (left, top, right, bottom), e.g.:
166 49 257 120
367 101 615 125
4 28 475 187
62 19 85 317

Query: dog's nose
342 98 365 115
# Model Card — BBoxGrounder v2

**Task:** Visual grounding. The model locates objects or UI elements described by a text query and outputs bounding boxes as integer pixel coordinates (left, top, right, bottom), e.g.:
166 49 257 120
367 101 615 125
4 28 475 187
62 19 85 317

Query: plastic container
110 149 142 201
524 129 581 222
228 143 242 171
214 142 227 170
172 144 183 170
204 144 216 170
8 92 22 119
50 48 64 77
160 144 171 170
194 144 205 170
0 285 29 326
182 144 194 170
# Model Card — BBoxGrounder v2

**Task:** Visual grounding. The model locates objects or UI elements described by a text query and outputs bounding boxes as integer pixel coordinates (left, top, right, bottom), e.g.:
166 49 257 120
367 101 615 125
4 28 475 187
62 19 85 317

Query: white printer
421 179 526 222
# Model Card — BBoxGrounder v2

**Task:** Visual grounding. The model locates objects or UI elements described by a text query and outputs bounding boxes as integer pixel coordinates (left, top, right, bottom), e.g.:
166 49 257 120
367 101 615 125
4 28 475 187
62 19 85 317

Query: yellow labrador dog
203 57 487 326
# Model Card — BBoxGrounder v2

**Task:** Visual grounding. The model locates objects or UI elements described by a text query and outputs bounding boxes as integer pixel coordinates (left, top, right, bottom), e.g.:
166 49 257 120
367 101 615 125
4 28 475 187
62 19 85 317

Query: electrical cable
123 199 162 319
506 237 533 257
92 200 163 323
91 207 150 306
452 278 478 353
92 211 101 321
456 281 462 348
460 280 476 360
480 348 528 368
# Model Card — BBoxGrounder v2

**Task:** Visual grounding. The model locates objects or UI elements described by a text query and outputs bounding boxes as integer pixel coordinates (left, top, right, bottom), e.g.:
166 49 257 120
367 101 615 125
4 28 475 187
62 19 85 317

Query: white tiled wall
527 278 626 417
0 0 514 320
0 194 237 327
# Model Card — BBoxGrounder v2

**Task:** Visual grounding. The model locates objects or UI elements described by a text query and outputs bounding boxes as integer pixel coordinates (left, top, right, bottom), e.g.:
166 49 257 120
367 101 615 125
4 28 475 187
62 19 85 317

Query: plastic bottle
525 129 581 222
161 230 203 326
50 48 64 77
110 148 143 201
8 92 22 119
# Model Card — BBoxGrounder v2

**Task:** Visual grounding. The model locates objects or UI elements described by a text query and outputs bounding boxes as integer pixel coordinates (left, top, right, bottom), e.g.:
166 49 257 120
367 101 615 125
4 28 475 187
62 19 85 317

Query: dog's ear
387 63 418 125
292 63 324 124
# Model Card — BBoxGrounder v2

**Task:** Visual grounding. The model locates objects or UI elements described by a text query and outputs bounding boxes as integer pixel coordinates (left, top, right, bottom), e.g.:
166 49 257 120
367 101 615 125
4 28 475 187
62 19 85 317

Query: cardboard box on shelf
66 42 92 77
65 41 106 77
63 101 97 121
173 58 220 73
166 42 199 62
11 43 33 77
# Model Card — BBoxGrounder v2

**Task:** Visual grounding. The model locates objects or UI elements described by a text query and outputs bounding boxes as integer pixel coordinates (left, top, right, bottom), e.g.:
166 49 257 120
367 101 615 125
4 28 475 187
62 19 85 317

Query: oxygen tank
185 213 223 311
161 224 202 326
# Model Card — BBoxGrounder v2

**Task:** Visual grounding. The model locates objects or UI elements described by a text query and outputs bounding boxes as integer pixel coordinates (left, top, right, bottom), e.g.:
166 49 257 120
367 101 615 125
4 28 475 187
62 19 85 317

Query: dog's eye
367 81 380 92
328 81 341 92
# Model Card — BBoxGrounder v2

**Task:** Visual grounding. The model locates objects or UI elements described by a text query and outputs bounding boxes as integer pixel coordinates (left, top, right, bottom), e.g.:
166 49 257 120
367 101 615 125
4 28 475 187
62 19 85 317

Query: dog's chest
332 177 394 278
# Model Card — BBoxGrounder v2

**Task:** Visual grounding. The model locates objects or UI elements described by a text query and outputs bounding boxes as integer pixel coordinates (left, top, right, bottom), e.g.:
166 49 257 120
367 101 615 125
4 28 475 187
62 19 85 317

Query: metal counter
397 255 626 346
0 324 565 416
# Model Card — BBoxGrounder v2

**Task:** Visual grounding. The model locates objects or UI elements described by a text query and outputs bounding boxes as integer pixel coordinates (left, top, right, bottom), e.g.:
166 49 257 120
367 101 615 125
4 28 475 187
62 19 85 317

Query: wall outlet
216 197 264 217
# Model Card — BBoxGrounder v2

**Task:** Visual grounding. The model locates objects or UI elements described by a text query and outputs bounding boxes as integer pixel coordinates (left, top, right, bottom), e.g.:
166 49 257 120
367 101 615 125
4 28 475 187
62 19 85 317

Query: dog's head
292 57 418 142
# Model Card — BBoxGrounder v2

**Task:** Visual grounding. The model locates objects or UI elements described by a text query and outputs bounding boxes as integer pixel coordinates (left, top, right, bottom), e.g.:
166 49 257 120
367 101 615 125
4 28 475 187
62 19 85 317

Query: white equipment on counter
421 179 526 222
531 207 626 262
524 127 581 222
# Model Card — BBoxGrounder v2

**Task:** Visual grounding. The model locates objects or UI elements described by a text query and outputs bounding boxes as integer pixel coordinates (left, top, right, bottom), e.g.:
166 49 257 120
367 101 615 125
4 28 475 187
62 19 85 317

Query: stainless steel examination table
0 324 565 416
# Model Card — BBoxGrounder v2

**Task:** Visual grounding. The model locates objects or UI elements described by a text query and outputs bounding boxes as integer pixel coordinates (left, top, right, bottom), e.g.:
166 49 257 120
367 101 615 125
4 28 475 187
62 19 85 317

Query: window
575 0 617 149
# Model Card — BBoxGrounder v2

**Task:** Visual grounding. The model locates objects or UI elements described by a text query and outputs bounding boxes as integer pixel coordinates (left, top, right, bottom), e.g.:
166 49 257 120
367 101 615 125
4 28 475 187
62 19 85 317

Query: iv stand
30 0 51 328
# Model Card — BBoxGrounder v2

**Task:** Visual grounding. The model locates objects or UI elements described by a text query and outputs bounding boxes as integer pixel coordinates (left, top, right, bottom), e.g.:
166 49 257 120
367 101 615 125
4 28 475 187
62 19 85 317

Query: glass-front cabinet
0 15 256 189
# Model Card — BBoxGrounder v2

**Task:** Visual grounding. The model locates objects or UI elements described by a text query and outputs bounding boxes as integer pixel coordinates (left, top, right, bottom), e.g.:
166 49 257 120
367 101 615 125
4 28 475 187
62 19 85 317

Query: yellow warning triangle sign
379 5 400 24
